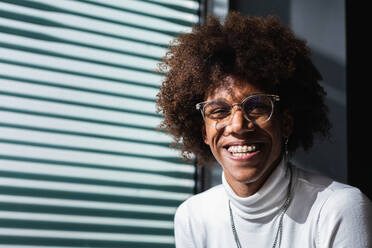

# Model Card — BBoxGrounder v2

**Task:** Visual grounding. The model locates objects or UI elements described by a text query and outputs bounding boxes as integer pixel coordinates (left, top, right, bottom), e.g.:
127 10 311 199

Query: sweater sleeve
317 187 372 248
174 202 197 248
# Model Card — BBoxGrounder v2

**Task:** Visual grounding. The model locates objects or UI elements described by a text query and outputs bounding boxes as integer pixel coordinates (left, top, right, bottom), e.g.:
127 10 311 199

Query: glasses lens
242 95 273 123
204 101 231 120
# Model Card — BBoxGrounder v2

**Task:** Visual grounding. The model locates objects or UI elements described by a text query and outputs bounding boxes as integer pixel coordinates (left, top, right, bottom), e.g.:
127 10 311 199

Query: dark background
344 1 370 199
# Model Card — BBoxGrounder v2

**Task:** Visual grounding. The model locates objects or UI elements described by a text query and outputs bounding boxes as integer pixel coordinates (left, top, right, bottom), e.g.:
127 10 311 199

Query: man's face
203 76 287 196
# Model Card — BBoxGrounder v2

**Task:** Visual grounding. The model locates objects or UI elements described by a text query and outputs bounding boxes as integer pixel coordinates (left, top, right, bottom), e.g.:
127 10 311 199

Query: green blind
0 0 199 247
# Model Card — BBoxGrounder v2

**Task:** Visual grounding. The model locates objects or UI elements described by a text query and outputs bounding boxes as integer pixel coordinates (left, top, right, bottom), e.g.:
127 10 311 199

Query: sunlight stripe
0 195 177 214
0 112 173 143
0 160 194 187
0 143 195 173
0 211 173 228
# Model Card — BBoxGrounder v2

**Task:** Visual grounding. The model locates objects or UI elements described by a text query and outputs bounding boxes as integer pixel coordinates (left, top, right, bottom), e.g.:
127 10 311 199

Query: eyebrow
202 98 232 106
207 93 259 103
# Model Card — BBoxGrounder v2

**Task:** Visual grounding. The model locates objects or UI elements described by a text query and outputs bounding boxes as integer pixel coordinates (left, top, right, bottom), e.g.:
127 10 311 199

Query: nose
223 106 254 135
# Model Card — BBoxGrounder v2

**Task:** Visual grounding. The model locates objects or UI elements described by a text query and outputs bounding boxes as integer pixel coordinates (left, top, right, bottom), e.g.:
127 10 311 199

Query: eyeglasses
196 94 280 130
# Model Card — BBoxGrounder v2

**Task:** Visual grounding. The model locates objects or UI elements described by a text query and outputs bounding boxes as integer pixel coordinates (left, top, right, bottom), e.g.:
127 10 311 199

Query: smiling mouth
226 143 262 158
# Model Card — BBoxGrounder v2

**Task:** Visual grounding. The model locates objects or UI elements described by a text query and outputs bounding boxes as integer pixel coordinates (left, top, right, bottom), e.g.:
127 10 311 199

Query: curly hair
156 11 331 166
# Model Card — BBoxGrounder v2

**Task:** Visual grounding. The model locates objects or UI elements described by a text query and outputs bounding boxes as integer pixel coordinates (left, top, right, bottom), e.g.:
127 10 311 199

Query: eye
210 108 230 117
207 108 230 120
243 96 272 119
204 102 231 119
247 106 271 120
247 103 271 113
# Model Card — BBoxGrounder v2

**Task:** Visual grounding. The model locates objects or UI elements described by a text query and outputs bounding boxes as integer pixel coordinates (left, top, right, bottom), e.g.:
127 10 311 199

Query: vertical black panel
346 0 372 199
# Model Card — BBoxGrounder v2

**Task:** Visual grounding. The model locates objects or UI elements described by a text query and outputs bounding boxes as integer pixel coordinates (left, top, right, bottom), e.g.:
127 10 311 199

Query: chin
226 166 264 184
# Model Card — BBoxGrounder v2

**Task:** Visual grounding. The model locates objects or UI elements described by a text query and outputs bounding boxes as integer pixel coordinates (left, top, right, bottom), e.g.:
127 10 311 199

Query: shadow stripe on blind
0 23 168 49
0 186 184 207
0 155 193 179
0 42 162 68
0 43 160 75
77 0 196 27
0 106 164 131
0 215 173 235
0 202 174 221
0 193 177 216
138 0 199 15
0 138 186 164
0 74 157 102
0 170 193 194
0 58 161 88
0 122 170 147
0 235 175 248
0 221 173 236
0 90 161 117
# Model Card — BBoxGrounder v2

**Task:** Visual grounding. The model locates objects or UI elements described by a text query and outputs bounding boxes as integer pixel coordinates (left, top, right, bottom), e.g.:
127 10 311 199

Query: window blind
0 0 199 247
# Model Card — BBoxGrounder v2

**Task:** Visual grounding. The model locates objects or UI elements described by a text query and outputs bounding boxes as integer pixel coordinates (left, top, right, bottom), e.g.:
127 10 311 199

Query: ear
202 125 209 145
281 110 294 138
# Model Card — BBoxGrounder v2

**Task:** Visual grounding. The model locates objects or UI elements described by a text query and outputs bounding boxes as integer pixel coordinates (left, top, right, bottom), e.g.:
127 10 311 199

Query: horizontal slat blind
0 0 199 247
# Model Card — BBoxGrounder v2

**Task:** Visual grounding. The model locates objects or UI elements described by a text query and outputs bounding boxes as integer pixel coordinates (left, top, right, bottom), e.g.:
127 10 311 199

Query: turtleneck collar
222 159 292 220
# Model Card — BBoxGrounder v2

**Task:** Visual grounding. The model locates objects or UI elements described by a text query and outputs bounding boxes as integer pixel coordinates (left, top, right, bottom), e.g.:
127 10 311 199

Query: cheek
203 125 222 150
203 125 215 145
268 122 284 154
202 125 209 145
261 119 283 149
203 126 213 146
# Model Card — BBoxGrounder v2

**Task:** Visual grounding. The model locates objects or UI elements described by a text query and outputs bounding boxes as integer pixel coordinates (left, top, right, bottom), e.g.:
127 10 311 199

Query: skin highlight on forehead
206 76 262 102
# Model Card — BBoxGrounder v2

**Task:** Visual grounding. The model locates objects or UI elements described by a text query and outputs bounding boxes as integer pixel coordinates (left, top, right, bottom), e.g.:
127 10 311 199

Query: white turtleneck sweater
174 161 372 248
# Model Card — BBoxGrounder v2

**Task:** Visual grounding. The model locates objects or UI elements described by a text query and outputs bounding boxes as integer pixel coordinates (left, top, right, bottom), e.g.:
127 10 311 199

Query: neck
222 158 292 220
225 157 283 197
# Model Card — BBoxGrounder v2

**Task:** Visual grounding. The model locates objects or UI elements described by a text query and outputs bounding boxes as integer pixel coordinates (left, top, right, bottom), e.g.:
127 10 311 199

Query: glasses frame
195 93 280 127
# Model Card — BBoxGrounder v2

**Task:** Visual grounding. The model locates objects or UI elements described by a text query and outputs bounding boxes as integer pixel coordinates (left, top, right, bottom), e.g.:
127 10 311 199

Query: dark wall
230 0 348 183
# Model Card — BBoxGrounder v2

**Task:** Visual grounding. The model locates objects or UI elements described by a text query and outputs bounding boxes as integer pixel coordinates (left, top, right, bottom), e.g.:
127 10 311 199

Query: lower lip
225 149 260 161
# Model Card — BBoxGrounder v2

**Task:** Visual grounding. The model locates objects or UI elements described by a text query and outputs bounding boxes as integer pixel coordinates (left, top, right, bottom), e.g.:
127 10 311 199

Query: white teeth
227 145 257 154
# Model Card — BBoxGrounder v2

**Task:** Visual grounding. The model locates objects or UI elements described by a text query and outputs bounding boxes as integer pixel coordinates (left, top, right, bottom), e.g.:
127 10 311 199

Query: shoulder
317 185 372 247
293 165 371 208
293 166 372 246
174 184 227 245
294 165 358 197
295 165 367 195
175 184 226 220
174 185 228 246
317 182 371 221
294 165 335 190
